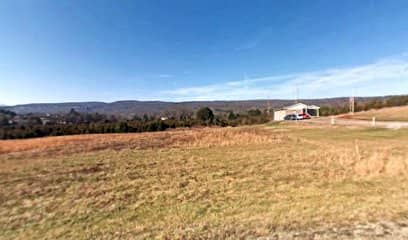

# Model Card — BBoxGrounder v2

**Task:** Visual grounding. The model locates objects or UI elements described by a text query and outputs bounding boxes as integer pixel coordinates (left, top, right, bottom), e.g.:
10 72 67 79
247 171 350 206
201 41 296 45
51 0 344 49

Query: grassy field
1 123 408 239
341 105 408 121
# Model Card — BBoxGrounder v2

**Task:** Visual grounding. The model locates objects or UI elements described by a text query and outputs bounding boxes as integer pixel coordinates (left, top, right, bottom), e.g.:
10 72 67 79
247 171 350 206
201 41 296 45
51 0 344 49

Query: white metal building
273 103 320 121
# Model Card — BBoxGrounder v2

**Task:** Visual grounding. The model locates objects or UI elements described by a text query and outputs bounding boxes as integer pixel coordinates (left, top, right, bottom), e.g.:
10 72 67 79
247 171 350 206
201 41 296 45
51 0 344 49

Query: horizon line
1 94 404 107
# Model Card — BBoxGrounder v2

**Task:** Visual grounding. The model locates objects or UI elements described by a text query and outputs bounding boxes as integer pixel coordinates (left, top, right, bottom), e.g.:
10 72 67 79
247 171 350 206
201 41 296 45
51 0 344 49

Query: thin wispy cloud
235 39 260 51
157 74 173 78
161 55 408 101
234 27 272 51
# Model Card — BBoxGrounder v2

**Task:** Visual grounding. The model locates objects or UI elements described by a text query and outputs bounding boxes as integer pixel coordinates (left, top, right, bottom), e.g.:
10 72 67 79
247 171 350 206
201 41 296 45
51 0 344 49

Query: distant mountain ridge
0 96 391 117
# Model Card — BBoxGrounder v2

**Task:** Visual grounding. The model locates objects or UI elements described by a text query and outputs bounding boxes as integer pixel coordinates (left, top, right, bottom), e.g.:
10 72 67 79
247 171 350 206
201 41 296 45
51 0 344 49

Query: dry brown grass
1 124 408 239
340 105 408 121
0 127 282 157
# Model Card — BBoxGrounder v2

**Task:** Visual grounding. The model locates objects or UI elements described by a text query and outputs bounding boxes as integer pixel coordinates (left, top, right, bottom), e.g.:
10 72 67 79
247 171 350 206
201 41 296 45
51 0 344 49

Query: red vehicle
299 113 311 119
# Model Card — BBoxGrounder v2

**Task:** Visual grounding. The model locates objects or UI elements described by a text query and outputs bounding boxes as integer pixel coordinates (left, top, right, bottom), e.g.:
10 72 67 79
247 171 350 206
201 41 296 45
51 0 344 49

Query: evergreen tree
196 107 214 125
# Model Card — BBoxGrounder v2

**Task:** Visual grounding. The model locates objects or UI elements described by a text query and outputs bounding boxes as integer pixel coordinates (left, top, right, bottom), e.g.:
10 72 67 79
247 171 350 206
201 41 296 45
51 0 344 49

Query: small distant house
40 117 51 125
274 103 320 121
57 120 67 125
12 116 29 125
160 117 168 121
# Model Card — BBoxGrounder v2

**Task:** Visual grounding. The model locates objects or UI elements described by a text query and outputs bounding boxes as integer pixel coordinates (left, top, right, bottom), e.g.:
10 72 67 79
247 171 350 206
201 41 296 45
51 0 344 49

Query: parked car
284 114 303 120
299 113 311 119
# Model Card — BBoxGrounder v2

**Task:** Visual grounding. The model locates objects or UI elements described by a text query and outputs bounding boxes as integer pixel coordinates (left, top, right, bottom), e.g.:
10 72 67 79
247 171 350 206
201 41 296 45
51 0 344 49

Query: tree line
1 95 407 139
0 107 270 139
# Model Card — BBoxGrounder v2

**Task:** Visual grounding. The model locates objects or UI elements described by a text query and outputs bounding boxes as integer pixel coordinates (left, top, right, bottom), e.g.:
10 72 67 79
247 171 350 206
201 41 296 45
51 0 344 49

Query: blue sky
1 0 408 105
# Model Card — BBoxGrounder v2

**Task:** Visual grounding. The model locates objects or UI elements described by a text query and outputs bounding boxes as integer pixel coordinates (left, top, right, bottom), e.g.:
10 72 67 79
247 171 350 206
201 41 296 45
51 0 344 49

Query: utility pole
349 96 355 114
295 84 299 104
349 89 355 114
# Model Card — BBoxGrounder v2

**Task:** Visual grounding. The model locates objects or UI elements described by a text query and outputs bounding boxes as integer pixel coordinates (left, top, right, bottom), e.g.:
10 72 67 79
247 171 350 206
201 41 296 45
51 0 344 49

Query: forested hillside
1 96 398 117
